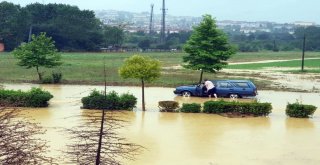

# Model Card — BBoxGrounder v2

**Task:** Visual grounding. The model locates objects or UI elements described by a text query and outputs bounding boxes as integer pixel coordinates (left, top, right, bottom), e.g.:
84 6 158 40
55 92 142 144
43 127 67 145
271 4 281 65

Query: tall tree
13 32 61 81
103 25 125 49
0 1 28 51
183 14 235 83
119 55 161 111
24 3 103 51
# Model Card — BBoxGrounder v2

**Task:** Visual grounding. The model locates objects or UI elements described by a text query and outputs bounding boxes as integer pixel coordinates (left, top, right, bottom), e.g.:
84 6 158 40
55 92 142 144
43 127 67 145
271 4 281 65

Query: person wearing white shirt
204 79 217 98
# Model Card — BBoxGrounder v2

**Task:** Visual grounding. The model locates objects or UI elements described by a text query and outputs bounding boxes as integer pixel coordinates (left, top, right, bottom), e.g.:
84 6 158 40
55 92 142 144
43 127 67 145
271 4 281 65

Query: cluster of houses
95 10 318 35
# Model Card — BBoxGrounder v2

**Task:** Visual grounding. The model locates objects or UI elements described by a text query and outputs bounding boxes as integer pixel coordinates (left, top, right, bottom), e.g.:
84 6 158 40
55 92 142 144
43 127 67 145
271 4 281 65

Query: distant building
95 10 319 34
293 21 316 27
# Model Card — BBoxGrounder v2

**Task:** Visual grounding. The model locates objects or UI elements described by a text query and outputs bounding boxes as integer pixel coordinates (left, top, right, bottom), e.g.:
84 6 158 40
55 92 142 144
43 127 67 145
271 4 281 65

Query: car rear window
218 82 232 88
234 82 249 88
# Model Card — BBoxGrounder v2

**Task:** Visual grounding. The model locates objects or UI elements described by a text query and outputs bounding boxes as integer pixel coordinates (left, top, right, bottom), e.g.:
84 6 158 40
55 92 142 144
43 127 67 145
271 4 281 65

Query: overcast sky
3 0 320 23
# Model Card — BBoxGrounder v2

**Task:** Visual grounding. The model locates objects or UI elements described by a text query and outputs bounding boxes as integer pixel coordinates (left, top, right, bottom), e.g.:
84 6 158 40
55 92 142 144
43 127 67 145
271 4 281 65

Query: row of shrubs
81 90 137 110
0 88 53 107
159 100 272 116
159 100 317 118
1 87 316 118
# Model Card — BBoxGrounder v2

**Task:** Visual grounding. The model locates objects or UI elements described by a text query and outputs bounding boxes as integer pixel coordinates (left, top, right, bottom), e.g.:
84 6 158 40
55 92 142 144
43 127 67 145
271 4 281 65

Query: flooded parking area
2 83 320 165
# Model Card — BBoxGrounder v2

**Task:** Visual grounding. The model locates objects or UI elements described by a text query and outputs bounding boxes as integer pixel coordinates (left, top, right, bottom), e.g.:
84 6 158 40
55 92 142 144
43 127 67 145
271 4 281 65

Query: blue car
173 80 258 98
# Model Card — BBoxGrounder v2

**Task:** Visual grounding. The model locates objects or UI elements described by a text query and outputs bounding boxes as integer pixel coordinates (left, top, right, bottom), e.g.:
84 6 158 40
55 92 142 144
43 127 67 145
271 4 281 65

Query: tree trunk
36 66 42 81
141 79 146 111
198 69 204 84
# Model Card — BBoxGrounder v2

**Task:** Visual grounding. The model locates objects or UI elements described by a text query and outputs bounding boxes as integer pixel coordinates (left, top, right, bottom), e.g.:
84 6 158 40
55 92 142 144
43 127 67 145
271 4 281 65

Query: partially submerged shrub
119 93 137 110
203 100 272 116
52 71 62 84
41 76 53 84
81 90 137 110
180 103 201 113
286 102 317 118
158 101 179 112
0 87 53 107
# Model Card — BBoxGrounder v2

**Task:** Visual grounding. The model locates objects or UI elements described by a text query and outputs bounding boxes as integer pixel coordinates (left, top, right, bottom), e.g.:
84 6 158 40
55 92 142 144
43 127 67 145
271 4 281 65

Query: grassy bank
1 51 319 88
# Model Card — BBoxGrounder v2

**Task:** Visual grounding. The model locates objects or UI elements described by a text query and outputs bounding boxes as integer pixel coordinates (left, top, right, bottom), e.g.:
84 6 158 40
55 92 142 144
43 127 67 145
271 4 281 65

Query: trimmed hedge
81 90 137 110
286 102 317 118
0 88 53 107
203 100 272 116
180 103 201 113
158 101 179 112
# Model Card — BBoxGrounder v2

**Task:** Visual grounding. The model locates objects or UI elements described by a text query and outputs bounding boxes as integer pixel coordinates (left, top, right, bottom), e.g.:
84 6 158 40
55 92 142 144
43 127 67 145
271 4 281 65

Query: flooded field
2 83 320 165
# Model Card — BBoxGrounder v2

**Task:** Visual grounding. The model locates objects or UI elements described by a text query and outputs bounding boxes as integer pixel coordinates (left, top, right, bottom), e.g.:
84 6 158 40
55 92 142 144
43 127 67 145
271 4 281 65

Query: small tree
13 32 61 81
183 14 235 83
119 55 161 111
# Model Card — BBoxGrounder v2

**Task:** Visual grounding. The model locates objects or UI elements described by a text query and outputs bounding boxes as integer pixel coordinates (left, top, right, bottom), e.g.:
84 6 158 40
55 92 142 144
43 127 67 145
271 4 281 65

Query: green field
1 51 320 87
227 59 320 72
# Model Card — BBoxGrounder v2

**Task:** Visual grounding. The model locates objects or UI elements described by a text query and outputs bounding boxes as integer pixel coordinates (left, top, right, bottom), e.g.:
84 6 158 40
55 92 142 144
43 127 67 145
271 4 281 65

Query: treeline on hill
227 26 320 52
1 1 320 52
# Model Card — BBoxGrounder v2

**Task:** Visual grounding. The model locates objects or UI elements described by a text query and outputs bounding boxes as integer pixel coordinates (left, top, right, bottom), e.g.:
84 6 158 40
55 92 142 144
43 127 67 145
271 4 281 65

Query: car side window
234 82 249 88
218 82 232 88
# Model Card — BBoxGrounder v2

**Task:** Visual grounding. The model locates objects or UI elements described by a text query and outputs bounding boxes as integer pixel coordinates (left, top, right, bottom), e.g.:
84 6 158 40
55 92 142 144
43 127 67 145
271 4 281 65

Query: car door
216 82 234 97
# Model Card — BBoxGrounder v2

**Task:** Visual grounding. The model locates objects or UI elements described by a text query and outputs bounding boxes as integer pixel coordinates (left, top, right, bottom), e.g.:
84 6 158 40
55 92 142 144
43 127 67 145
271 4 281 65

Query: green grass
1 51 319 87
229 51 320 62
227 59 320 71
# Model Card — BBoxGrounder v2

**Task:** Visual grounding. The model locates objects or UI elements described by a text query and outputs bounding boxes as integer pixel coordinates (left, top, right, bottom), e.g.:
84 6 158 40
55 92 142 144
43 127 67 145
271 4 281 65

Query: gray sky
3 0 320 23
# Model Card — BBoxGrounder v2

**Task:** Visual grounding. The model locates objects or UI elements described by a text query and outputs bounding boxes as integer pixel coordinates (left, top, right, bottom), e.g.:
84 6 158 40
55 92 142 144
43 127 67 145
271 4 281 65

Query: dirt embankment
222 69 319 92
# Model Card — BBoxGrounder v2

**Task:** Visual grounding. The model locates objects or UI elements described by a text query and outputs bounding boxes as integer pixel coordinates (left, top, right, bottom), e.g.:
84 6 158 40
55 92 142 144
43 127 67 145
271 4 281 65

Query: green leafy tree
138 39 151 51
183 14 235 83
23 3 103 51
103 25 125 49
0 1 28 51
119 55 161 111
13 32 61 81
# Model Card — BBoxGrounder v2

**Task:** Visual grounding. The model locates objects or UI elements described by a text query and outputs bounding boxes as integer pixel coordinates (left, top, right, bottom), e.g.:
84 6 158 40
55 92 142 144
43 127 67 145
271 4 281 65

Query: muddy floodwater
2 84 320 165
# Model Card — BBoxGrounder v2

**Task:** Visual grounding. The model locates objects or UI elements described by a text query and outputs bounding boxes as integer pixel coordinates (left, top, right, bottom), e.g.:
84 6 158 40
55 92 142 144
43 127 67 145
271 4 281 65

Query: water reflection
286 118 315 129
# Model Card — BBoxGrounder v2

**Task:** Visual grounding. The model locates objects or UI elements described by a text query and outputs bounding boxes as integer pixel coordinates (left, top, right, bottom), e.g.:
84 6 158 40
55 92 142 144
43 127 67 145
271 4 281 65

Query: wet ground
2 84 320 165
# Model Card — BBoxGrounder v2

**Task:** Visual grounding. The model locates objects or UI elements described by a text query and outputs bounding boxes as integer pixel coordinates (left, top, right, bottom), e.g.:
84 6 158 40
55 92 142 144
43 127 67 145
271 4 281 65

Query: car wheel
229 93 239 99
182 91 191 97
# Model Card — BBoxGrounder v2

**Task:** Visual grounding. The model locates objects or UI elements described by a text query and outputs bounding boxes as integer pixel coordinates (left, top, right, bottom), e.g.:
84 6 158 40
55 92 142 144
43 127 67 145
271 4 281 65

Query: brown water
2 84 320 165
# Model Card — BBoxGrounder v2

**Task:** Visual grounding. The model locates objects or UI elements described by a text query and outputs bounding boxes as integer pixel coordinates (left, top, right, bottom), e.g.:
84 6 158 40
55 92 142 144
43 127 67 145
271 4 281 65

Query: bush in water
41 76 53 84
158 101 179 112
286 102 317 118
203 100 272 116
0 88 53 107
81 90 137 110
52 71 62 84
119 93 137 110
180 103 201 113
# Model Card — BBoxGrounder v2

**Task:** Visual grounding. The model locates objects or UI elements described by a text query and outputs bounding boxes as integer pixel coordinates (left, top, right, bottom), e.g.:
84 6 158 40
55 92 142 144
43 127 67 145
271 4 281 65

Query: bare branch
0 106 54 164
63 111 143 165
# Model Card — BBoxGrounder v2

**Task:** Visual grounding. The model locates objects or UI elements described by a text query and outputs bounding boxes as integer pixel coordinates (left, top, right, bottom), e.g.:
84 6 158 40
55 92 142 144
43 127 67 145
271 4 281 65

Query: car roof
211 80 251 82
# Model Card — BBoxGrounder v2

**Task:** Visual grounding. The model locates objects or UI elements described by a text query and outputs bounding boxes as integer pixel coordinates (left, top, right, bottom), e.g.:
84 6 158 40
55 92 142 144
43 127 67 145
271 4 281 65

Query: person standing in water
204 79 217 98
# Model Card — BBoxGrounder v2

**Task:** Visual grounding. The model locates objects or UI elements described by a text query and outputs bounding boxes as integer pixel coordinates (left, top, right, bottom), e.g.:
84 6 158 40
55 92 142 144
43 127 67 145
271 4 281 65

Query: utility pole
149 4 154 35
28 25 33 42
160 0 167 44
301 32 306 71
